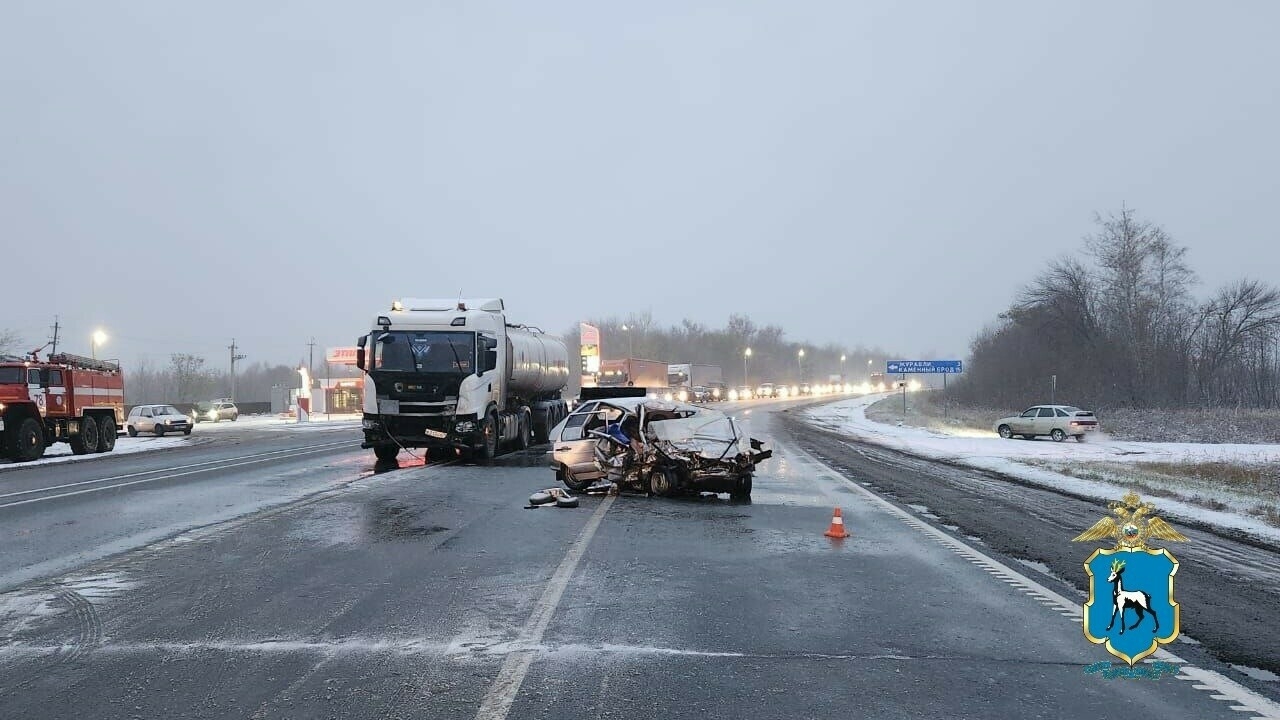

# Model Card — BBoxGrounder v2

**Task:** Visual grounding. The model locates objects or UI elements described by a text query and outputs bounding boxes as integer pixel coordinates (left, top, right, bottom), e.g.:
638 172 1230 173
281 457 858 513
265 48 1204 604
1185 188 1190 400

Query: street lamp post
91 330 108 360
840 354 846 383
867 358 873 381
621 324 633 358
797 348 805 382
743 348 752 388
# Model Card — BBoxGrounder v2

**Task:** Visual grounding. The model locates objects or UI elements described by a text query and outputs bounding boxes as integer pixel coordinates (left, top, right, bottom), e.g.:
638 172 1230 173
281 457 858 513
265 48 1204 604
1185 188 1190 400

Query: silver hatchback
127 404 193 437
994 405 1099 442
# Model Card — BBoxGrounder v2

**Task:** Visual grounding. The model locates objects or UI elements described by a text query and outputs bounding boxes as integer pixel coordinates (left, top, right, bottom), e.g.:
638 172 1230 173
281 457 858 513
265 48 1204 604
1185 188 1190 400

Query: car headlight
678 391 688 402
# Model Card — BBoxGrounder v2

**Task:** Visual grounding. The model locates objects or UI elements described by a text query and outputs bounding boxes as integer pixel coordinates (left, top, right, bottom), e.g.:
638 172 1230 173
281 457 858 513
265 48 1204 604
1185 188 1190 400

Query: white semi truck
356 298 570 461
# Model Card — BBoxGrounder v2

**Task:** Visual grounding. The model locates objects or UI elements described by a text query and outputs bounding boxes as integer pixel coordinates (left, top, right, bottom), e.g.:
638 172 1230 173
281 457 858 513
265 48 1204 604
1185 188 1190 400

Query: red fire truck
0 352 125 462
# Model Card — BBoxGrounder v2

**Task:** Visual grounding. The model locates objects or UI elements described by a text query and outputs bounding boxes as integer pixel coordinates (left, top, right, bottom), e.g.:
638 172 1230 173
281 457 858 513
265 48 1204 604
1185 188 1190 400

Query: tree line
951 208 1280 409
561 311 894 396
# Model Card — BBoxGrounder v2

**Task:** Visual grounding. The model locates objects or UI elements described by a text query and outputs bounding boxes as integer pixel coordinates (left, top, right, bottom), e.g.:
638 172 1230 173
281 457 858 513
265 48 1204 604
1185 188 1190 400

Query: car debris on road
527 487 580 509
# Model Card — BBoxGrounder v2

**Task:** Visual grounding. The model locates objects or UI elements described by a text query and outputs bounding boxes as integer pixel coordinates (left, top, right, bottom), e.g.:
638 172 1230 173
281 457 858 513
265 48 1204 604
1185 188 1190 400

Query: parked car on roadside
126 404 193 437
193 400 239 423
994 405 1099 442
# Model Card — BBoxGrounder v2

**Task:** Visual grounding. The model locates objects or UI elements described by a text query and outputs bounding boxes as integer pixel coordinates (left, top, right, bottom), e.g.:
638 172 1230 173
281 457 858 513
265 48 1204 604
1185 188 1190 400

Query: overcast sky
4 1 1278 369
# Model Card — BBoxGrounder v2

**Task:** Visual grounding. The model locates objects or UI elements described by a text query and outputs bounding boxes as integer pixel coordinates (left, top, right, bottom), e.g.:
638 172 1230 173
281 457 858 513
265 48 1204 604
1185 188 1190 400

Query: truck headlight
456 420 476 433
362 418 379 430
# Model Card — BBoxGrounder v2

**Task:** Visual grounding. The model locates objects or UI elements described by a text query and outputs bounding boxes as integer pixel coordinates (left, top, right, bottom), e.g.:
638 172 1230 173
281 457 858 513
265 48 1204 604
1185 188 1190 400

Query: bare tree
0 328 23 356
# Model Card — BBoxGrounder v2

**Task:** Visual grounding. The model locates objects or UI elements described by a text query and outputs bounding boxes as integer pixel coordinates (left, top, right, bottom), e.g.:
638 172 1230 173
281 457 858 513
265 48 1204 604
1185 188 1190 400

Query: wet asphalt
0 401 1273 718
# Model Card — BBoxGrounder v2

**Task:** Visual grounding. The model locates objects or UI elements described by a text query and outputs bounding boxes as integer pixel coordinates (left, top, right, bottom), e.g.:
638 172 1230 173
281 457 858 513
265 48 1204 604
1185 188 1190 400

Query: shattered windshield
374 331 475 374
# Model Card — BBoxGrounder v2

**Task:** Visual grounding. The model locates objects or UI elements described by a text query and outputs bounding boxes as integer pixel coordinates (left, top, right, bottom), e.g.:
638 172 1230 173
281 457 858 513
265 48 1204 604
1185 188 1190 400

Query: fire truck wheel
13 418 46 462
97 415 117 452
71 415 99 455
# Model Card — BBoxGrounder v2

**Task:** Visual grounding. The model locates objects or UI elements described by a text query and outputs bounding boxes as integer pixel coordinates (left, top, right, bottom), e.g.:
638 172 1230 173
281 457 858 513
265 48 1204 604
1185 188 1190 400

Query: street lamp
797 348 805 381
91 330 108 360
840 354 847 382
743 347 752 388
620 324 633 358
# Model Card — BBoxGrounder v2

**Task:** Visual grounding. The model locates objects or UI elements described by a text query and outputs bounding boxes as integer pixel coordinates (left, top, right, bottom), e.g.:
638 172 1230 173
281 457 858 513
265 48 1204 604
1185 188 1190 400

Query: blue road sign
886 360 963 374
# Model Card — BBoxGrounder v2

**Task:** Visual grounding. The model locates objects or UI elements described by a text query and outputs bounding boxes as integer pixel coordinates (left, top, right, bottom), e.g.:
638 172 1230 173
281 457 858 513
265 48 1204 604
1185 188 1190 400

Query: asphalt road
1 400 1276 718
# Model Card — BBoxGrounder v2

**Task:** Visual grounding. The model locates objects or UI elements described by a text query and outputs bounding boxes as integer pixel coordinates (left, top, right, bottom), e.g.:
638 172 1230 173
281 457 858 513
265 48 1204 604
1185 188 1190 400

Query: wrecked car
547 397 770 499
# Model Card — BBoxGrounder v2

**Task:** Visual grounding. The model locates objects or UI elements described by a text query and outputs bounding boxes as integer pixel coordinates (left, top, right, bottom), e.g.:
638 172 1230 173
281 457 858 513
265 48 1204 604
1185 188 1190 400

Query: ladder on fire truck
46 352 121 373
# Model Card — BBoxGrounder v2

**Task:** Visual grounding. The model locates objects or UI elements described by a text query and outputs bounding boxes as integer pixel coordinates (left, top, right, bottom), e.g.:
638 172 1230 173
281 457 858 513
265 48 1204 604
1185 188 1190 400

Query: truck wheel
97 415 117 452
373 444 399 461
13 418 47 462
479 412 498 461
71 415 99 455
730 472 753 501
516 410 531 451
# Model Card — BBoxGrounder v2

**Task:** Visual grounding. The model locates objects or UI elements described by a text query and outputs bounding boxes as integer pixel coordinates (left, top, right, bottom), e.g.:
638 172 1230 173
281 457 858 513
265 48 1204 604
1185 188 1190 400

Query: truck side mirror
356 348 365 370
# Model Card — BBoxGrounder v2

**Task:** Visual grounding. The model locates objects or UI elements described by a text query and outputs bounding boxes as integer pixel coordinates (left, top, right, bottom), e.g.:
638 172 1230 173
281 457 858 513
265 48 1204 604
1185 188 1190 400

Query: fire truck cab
0 352 125 462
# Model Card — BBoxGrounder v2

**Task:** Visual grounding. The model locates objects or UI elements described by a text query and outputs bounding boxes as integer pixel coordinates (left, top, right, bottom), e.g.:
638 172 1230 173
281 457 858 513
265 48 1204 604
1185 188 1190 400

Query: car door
137 407 154 433
1035 407 1058 435
553 402 601 480
1011 407 1038 434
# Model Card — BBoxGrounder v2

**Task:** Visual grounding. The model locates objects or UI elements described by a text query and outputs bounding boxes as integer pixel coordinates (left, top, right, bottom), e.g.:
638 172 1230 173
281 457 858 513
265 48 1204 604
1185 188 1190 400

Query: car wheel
560 468 594 493
13 418 46 461
97 415 117 452
231 414 237 422
997 424 1013 439
127 425 138 437
71 415 99 455
1050 428 1066 442
1075 434 1086 443
648 467 676 497
155 426 166 437
183 428 192 436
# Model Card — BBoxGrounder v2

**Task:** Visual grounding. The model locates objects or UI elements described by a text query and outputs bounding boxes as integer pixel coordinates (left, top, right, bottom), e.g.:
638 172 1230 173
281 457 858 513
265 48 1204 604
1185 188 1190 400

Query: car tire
997 424 1013 439
373 444 399 461
71 415 99 455
560 468 594 493
1050 429 1066 442
127 425 138 437
648 467 676 497
1075 434 1086 443
155 426 166 437
97 415 116 452
184 428 192 436
231 414 237 422
13 418 46 462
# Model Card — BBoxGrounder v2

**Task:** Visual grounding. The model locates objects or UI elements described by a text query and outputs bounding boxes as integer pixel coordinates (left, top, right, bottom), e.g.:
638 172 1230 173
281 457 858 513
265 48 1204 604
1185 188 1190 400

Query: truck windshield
0 367 24 384
375 331 475 373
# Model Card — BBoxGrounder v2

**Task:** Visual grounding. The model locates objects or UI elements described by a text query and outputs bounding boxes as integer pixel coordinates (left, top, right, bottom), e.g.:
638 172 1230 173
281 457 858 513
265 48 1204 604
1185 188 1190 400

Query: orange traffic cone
824 507 851 539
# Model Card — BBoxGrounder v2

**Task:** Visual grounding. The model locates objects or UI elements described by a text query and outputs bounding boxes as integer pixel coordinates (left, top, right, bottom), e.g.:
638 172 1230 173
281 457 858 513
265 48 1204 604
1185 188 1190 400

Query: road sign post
885 361 963 423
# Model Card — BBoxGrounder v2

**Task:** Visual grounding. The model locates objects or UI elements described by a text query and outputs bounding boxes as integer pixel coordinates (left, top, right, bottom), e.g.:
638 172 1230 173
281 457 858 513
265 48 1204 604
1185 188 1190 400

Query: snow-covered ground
0 415 360 472
804 394 1280 545
0 435 197 472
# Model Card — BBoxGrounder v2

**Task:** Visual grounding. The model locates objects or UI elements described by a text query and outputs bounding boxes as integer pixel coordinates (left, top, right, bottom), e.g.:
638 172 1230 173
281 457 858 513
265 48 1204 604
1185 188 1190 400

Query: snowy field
0 435 199 472
805 394 1280 545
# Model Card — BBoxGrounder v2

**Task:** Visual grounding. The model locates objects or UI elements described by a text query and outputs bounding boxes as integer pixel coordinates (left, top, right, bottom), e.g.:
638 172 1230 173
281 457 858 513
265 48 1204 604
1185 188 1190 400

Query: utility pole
229 339 247 402
49 316 61 355
307 337 316 384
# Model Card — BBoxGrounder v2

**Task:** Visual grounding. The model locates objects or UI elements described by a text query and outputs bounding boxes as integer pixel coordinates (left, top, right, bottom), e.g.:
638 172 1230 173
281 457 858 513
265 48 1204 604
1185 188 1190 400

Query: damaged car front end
587 400 771 500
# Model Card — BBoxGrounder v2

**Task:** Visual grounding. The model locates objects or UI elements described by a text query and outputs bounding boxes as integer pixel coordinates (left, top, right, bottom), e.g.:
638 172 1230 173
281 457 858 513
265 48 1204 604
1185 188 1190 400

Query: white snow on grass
0 435 195 472
805 394 1280 545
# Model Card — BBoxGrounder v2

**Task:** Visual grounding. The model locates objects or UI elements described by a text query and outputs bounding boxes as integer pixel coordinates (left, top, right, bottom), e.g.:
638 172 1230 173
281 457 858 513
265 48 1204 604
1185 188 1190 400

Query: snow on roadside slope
0 436 196 472
803 394 1280 545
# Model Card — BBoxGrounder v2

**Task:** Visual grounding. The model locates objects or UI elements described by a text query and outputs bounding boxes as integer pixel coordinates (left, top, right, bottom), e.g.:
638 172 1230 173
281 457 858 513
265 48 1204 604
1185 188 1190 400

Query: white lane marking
790 443 1280 720
474 494 615 720
0 439 352 500
0 444 357 510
